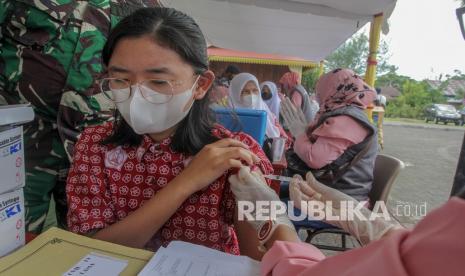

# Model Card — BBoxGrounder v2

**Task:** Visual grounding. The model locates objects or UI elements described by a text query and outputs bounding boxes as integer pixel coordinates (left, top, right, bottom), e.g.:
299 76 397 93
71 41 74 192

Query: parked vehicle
460 107 465 126
424 104 462 125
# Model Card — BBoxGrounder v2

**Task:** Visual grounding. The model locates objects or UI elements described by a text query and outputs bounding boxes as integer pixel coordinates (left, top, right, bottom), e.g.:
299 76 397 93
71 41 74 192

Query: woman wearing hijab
278 72 318 123
281 68 377 201
260 81 280 118
229 73 290 146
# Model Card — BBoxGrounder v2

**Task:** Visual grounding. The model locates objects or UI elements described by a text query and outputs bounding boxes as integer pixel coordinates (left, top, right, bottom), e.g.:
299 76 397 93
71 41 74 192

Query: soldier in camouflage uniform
0 0 160 234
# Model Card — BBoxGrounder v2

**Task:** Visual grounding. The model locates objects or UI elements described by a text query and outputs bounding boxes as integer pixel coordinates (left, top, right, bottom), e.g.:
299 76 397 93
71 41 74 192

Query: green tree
455 88 465 100
301 67 320 92
386 80 445 119
450 69 465 80
376 72 413 90
325 33 397 76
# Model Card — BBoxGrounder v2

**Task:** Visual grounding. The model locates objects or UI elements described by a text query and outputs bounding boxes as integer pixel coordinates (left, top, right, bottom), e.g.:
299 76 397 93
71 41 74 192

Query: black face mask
262 92 272 101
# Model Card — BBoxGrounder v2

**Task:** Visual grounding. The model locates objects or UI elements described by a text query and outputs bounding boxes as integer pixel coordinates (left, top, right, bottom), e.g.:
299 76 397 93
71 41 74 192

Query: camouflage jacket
0 0 159 159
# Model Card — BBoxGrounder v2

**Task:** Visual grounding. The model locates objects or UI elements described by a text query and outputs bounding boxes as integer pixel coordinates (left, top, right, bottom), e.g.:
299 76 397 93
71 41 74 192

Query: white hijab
228 73 281 138
260 81 280 118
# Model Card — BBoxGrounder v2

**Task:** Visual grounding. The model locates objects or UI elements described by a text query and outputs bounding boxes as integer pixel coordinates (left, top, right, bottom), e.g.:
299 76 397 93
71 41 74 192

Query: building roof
426 79 465 97
379 86 401 100
207 47 317 67
447 98 464 105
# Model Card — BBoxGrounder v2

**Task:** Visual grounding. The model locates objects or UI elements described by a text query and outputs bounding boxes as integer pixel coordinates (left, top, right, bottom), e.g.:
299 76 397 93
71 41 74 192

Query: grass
384 117 426 124
385 117 464 128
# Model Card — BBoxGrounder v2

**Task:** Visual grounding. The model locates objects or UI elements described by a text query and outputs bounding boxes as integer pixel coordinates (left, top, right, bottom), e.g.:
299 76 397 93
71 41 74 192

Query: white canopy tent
160 0 397 62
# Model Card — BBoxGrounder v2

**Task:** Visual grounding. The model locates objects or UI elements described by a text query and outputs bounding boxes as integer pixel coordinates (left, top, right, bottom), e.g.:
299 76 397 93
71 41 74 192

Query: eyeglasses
99 78 183 104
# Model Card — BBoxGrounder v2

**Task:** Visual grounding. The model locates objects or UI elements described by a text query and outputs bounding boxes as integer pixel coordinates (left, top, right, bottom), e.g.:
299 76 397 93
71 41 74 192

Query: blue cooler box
212 107 267 146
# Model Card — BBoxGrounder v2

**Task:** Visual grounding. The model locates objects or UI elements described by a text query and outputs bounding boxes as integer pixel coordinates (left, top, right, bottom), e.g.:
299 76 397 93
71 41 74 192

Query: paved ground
383 123 464 227
384 120 464 131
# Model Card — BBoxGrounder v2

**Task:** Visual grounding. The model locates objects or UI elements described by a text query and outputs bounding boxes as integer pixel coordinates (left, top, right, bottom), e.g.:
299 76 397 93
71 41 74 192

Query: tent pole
365 13 384 122
365 13 384 86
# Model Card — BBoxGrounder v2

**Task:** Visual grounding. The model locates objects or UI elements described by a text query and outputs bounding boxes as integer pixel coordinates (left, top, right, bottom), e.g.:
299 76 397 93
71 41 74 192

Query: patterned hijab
315 68 376 116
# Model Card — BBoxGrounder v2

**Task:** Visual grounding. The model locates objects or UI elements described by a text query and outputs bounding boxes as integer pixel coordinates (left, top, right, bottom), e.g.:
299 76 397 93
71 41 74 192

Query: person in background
229 73 291 147
278 71 318 123
210 65 242 107
228 166 464 276
66 7 275 260
374 87 387 108
281 68 377 201
260 81 281 118
0 0 158 234
208 79 230 108
219 65 242 87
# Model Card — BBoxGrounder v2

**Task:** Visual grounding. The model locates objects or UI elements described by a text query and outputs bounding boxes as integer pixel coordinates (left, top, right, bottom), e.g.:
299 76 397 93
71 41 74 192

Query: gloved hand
289 174 321 204
229 166 295 251
290 172 403 245
280 98 308 137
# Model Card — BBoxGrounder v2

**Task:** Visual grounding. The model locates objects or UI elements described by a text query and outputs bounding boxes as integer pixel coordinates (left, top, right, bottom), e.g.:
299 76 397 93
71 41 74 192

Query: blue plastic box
212 107 267 146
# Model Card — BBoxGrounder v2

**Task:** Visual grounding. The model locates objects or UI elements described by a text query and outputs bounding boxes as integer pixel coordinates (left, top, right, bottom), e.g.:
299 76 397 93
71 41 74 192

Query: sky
375 0 465 81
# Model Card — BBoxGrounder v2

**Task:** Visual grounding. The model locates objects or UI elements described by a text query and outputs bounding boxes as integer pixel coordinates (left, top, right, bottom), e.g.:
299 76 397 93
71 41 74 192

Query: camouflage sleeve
0 0 12 102
58 0 161 161
58 88 115 162
0 0 12 24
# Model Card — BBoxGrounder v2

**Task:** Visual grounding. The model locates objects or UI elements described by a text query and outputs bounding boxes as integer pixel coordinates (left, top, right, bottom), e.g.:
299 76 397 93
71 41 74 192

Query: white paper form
63 252 128 276
167 241 259 264
138 242 260 276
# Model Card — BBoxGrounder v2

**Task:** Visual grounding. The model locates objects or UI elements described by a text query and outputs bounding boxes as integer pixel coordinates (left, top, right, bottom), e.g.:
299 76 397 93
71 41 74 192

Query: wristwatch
257 219 279 252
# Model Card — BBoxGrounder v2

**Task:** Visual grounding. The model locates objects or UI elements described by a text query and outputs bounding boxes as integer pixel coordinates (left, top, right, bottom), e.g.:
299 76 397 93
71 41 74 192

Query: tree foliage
386 80 445 119
376 72 413 90
325 33 397 76
301 67 320 92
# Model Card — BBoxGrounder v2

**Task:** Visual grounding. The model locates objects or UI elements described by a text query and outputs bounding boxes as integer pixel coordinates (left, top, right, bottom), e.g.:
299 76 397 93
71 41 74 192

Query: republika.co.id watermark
393 200 428 219
237 200 428 221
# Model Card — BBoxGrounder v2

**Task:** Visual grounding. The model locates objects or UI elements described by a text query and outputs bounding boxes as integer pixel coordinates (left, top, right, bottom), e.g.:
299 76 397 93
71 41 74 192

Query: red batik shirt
66 122 274 254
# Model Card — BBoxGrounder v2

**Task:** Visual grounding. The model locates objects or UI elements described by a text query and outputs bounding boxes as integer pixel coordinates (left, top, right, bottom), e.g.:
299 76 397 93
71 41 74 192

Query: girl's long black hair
102 7 218 155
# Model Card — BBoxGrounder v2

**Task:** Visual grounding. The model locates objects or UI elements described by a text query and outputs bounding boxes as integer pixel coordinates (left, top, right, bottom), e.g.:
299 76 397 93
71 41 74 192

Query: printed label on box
0 189 25 257
0 126 25 194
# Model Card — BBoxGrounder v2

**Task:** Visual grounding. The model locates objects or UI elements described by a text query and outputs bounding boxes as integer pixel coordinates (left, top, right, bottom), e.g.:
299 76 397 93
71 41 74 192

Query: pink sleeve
293 116 370 169
399 198 465 276
261 241 325 276
261 198 465 276
293 133 352 169
291 92 303 108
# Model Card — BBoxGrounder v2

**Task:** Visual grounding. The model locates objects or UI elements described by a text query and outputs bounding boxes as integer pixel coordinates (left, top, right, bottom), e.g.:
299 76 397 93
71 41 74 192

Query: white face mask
241 94 259 108
116 77 199 134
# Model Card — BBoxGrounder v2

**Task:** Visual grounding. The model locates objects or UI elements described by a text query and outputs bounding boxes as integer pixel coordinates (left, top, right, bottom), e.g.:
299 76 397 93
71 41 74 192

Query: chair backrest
368 154 405 208
212 107 267 146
